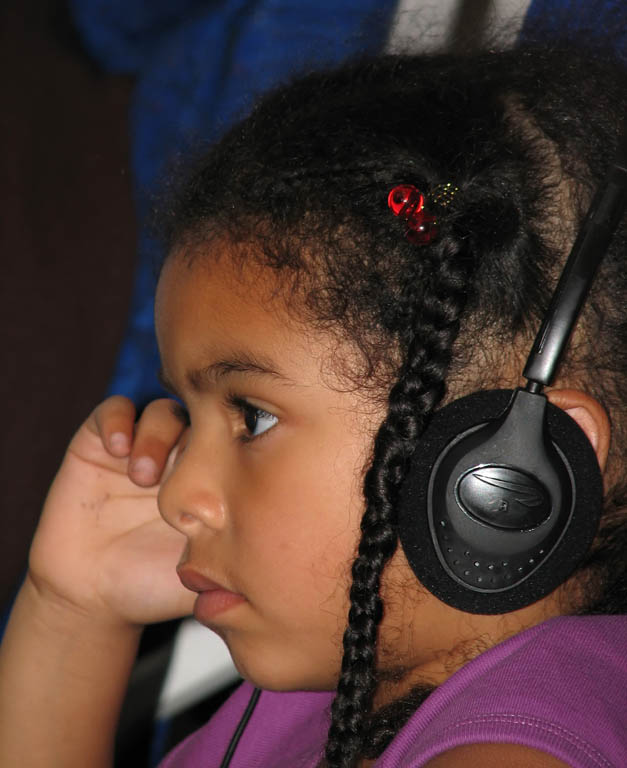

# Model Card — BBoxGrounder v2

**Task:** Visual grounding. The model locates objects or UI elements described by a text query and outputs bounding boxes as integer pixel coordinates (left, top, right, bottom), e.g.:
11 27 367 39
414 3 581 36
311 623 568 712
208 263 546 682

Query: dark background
0 0 136 608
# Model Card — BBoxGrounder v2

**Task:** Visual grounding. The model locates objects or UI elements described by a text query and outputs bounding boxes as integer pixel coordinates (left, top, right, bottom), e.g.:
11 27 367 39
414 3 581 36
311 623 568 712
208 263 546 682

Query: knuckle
106 394 133 410
139 398 180 429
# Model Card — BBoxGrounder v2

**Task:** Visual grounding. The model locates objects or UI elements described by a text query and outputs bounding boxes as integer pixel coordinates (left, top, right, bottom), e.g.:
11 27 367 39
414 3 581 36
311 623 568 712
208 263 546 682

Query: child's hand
28 396 195 629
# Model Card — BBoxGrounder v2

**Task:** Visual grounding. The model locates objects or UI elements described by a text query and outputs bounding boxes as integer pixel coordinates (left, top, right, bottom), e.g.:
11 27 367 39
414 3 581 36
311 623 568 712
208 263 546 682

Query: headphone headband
398 123 627 614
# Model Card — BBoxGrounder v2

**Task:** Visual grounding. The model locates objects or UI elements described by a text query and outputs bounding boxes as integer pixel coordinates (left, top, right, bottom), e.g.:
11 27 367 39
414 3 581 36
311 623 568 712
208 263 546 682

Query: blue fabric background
71 0 398 405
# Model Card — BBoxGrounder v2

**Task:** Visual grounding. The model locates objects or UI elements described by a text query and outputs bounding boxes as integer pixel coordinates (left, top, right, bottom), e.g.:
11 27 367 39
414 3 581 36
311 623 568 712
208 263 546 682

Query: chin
229 646 338 692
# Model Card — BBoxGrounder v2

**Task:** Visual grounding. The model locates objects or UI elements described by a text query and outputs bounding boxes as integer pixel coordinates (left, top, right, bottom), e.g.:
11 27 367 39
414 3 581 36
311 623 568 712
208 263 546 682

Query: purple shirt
159 616 627 767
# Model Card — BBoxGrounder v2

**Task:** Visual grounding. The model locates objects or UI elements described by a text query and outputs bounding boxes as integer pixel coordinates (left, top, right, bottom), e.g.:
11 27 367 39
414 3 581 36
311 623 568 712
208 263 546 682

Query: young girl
1 38 625 768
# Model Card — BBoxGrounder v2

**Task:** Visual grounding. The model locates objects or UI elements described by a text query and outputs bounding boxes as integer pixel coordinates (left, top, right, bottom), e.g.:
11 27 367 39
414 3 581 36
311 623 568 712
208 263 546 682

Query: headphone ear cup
398 389 603 615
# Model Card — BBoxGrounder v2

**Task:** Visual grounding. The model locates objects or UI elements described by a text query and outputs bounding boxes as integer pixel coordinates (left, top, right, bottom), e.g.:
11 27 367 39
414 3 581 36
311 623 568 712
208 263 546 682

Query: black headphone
398 129 627 615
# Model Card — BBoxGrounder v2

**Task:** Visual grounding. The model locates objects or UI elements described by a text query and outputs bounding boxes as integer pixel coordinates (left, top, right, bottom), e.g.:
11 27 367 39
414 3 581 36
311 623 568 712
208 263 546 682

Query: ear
546 389 610 471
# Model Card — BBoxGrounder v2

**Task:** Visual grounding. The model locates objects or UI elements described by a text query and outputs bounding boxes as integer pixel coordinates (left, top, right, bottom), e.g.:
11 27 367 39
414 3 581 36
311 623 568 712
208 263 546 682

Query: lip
177 565 246 621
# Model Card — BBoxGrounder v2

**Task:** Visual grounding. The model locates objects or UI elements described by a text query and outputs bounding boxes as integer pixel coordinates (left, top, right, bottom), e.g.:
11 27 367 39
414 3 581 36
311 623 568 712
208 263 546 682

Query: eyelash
169 396 278 443
227 394 278 443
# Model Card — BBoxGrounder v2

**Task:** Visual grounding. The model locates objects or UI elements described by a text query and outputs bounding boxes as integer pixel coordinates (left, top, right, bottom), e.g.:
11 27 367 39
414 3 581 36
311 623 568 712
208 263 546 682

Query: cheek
238 438 364 600
285 437 362 526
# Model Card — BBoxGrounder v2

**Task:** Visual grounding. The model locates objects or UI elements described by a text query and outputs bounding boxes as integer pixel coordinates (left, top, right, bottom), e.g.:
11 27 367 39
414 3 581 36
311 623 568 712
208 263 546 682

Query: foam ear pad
397 389 603 614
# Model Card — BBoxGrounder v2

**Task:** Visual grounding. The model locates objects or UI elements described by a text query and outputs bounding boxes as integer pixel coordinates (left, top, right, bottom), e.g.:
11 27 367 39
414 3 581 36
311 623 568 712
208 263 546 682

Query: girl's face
155 249 386 690
155 247 559 697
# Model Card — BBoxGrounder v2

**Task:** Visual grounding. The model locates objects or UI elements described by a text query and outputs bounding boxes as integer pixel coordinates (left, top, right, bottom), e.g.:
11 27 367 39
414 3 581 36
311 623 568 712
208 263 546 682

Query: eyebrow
158 351 295 396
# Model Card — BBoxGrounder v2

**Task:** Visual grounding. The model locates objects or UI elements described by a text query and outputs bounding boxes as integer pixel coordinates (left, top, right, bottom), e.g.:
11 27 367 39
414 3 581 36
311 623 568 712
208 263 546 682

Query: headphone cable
218 687 262 768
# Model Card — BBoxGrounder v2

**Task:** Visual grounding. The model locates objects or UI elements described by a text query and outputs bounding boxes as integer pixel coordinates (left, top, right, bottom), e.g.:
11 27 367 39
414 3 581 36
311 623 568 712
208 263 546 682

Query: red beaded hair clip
388 183 458 245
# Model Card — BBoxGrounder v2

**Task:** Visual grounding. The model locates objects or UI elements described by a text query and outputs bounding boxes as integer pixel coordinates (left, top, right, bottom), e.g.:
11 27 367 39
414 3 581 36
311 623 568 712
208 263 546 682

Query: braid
324 238 474 768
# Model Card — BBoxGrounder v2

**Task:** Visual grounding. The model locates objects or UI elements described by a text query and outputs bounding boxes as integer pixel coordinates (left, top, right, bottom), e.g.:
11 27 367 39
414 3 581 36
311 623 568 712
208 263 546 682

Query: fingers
129 399 187 487
88 396 186 487
92 396 136 457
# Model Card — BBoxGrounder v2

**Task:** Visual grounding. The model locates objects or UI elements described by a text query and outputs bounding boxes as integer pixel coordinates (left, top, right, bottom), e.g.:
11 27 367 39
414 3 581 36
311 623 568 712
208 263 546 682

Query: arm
0 579 140 768
0 397 194 768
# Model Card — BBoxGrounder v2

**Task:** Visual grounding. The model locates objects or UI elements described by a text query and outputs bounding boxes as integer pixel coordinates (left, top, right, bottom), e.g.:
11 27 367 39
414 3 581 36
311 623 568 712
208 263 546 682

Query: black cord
218 687 262 768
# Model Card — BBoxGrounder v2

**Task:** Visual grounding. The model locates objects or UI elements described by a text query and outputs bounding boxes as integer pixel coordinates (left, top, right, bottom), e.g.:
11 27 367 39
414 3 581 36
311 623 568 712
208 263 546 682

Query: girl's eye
229 396 278 440
242 402 278 439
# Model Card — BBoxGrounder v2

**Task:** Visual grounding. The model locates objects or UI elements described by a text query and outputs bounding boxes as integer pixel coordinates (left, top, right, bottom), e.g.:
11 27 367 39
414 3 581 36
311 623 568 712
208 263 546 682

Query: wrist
21 572 144 642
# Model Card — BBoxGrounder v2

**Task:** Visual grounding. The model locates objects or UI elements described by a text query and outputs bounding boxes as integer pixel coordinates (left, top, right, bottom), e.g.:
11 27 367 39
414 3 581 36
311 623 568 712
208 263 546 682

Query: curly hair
160 39 626 768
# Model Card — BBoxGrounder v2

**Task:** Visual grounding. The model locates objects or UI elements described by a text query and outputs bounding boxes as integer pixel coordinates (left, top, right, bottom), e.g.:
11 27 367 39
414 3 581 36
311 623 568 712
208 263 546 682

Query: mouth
177 565 246 622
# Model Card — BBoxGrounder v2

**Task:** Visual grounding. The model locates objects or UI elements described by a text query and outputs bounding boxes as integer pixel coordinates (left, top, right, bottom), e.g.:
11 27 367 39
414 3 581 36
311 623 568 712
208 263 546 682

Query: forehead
155 248 332 385
157 249 282 327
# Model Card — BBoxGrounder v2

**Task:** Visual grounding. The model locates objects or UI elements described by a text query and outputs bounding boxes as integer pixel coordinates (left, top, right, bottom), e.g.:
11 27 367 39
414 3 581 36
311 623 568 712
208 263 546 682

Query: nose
158 431 227 535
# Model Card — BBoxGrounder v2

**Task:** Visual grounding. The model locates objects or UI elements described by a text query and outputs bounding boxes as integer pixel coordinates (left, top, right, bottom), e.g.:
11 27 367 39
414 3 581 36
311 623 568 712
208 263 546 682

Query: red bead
388 184 438 245
388 185 424 217
406 216 438 245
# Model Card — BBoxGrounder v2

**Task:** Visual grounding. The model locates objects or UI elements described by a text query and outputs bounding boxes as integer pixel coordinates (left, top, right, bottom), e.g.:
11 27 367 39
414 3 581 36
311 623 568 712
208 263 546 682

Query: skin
0 244 609 768
154 252 379 689
153 248 609 703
